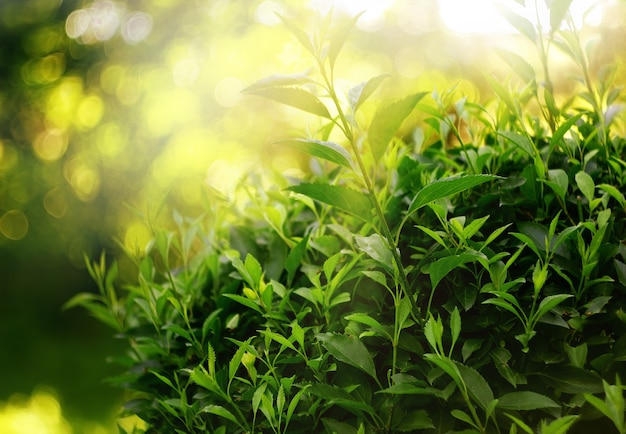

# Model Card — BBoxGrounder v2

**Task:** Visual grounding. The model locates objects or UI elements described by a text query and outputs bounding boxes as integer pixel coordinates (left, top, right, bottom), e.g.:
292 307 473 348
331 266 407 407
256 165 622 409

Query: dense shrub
68 4 626 433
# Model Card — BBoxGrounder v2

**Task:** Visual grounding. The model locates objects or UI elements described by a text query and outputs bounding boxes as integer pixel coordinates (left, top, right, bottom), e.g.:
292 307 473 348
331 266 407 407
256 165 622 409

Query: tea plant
67 1 626 433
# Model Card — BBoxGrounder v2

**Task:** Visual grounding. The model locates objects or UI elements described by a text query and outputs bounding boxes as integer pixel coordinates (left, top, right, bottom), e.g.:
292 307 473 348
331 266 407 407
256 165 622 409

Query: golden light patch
76 94 104 130
124 219 152 255
33 129 68 161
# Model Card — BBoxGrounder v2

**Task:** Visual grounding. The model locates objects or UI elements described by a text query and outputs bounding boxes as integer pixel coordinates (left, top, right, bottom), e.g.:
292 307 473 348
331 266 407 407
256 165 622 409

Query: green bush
68 3 626 433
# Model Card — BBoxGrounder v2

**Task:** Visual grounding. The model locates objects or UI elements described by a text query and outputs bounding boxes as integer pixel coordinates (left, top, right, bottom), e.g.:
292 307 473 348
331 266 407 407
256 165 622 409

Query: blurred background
0 0 624 431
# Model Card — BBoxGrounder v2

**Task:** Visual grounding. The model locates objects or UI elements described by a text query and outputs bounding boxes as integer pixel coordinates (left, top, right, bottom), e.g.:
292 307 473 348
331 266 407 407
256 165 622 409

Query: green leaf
245 253 263 287
63 292 99 311
287 183 372 222
552 225 579 253
260 329 297 352
544 87 559 118
222 294 263 314
350 74 389 112
286 385 310 427
543 169 568 202
456 285 478 311
416 225 447 248
278 15 314 54
276 385 285 415
462 215 489 240
429 252 483 290
377 383 439 395
487 75 518 114
494 48 535 83
397 296 413 329
511 230 542 259
540 415 580 434
208 342 216 377
243 74 316 92
483 297 522 320
259 391 276 425
312 234 341 258
316 332 377 381
229 342 248 382
584 379 625 430
278 138 353 169
355 233 393 271
344 313 391 340
245 86 331 119
505 413 535 434
157 398 180 418
252 383 267 415
584 393 611 418
310 383 376 415
190 366 222 396
408 174 499 215
151 371 175 389
497 391 560 410
549 112 583 153
533 294 573 324
201 405 240 426
450 409 479 430
499 131 535 157
424 354 462 386
69 299 122 331
368 93 427 161
615 259 626 287
361 270 388 288
549 0 574 33
496 4 537 42
294 286 322 306
482 223 512 250
290 321 305 350
564 343 587 368
162 324 192 342
537 365 603 394
456 362 494 410
329 12 364 69
584 296 612 316
598 183 626 208
450 306 461 351
321 417 358 434
396 409 434 431
532 263 548 293
424 315 443 352
285 233 309 285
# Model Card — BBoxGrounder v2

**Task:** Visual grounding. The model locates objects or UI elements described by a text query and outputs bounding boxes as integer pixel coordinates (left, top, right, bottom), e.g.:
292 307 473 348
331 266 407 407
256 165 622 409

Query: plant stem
320 65 412 304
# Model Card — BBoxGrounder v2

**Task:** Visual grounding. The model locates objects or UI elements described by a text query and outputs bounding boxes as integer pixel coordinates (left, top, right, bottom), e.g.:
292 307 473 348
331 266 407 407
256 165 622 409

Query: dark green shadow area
0 247 124 425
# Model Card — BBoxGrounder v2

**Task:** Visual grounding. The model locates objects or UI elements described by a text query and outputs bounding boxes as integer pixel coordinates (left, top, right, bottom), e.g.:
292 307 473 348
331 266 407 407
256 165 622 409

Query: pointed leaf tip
245 86 331 119
408 174 500 215
317 332 377 380
368 92 427 161
277 138 354 169
287 183 373 223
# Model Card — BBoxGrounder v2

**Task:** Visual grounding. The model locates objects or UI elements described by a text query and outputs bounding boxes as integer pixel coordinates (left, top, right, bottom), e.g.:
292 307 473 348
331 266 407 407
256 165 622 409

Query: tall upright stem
319 62 412 303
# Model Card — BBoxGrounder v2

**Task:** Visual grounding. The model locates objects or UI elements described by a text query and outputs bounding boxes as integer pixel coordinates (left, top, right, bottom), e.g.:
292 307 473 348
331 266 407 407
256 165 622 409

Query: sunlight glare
439 0 607 34
308 0 395 31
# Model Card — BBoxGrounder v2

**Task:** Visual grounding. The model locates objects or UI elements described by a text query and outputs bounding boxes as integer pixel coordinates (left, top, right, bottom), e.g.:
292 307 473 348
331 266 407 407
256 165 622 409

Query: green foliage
69 3 626 433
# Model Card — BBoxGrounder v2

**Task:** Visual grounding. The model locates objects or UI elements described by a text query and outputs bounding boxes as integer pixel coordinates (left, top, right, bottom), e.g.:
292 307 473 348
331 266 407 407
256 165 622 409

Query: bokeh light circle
124 220 152 254
254 1 284 26
121 11 152 44
0 210 29 240
43 188 69 218
33 129 68 161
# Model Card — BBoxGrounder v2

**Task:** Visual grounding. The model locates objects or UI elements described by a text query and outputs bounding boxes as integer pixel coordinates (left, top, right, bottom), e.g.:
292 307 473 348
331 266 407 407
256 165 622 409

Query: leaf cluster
68 3 626 433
